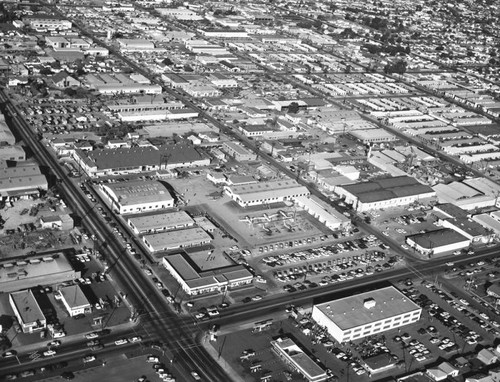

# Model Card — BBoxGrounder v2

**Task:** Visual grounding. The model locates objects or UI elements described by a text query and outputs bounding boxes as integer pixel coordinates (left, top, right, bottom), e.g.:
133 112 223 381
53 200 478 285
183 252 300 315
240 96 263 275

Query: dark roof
433 203 469 219
466 124 500 137
301 97 328 107
82 144 206 170
406 228 469 249
342 176 434 203
363 353 395 371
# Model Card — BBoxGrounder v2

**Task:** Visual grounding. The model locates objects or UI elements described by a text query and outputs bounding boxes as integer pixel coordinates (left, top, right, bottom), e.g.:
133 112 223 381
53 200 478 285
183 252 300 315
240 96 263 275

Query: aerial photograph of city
1 0 500 381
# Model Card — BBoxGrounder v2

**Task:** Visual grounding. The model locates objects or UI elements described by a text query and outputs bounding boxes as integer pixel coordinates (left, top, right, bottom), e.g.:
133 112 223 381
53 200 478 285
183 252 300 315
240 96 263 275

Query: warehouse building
222 141 257 162
128 211 194 235
100 180 174 215
162 253 253 295
58 285 91 317
350 128 397 144
225 179 310 207
294 196 350 231
0 165 48 200
73 144 210 178
406 229 471 255
9 289 46 333
337 176 435 212
311 286 422 343
271 337 328 382
143 227 212 253
0 253 79 293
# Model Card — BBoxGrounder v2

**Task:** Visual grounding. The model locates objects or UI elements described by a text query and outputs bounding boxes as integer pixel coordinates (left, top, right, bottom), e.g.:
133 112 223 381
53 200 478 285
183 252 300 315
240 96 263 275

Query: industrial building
350 128 397 144
271 337 328 382
143 227 212 253
0 253 79 293
162 253 253 295
222 141 257 162
127 210 194 235
311 286 422 343
225 179 310 207
100 180 174 215
9 289 46 333
0 165 48 200
73 144 210 178
294 196 351 231
58 285 91 317
337 176 436 212
406 229 471 255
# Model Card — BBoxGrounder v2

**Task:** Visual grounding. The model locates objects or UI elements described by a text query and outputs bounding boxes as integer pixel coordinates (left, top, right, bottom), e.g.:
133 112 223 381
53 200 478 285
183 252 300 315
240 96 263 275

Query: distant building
222 141 257 162
162 253 253 295
39 214 74 230
225 179 310 207
337 176 436 212
350 128 397 144
143 227 212 253
58 285 91 317
0 165 48 200
73 144 210 178
311 286 421 343
362 353 396 374
406 228 470 255
0 146 25 161
23 14 72 30
117 39 155 52
9 289 46 333
127 211 194 235
100 180 174 215
0 253 79 292
426 362 459 381
271 337 328 382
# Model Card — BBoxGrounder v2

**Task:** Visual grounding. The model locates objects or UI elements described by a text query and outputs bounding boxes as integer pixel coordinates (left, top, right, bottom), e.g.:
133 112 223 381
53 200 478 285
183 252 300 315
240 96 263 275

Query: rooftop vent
364 298 376 309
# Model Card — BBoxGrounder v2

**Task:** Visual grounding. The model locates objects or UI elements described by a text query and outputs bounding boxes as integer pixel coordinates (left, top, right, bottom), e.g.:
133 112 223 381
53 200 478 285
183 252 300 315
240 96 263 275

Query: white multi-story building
311 286 422 343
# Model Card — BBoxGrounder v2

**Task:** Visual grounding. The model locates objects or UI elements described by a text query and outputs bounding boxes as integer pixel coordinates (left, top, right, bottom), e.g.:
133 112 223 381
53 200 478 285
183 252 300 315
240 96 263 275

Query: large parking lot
212 274 496 382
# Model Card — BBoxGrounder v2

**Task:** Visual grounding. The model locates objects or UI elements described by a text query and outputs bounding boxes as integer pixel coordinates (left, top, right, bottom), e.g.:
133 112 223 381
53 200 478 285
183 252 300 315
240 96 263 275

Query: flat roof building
128 210 194 235
162 253 253 295
101 180 174 215
73 144 210 178
0 165 48 200
406 229 470 255
9 289 46 333
143 228 212 253
311 286 422 343
0 253 79 292
337 176 435 212
350 128 397 144
271 337 328 382
225 179 310 207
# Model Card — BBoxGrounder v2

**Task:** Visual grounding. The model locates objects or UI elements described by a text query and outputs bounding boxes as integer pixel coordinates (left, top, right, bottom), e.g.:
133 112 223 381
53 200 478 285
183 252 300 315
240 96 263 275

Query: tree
287 102 300 114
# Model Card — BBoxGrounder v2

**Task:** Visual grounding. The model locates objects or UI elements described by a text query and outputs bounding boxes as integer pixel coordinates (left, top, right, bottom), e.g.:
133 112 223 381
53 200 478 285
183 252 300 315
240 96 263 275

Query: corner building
311 286 422 343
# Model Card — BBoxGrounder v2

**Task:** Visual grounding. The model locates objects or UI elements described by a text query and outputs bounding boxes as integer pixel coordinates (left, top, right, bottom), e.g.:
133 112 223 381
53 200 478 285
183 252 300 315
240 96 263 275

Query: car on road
191 371 201 380
91 345 104 351
2 350 17 358
43 350 57 357
147 355 160 363
47 340 61 347
115 339 128 346
82 355 96 363
129 336 142 343
251 295 263 301
144 268 153 276
87 340 100 347
85 332 99 340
